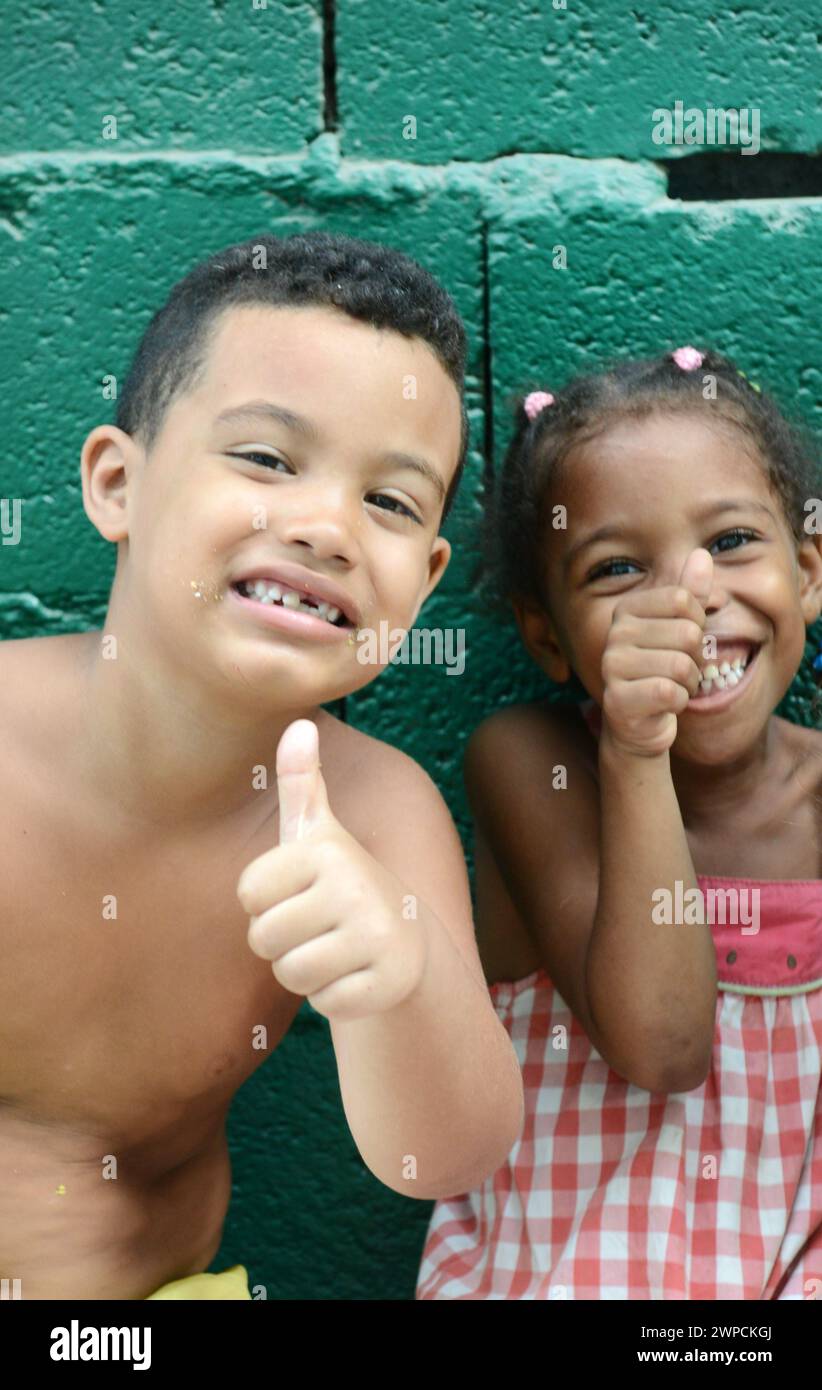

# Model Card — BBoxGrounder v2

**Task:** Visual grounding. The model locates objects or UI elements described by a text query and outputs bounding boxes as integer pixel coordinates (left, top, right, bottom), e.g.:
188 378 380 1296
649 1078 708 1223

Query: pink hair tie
524 390 555 421
671 345 704 371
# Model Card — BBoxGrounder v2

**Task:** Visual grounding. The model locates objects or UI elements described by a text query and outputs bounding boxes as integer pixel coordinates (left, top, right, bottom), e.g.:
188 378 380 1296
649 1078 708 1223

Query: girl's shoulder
465 699 599 802
467 697 595 752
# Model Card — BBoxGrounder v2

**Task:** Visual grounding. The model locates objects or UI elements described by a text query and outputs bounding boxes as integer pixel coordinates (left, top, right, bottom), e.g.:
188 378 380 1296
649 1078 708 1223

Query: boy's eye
229 454 423 525
709 527 758 554
587 558 640 581
228 451 292 473
367 493 423 525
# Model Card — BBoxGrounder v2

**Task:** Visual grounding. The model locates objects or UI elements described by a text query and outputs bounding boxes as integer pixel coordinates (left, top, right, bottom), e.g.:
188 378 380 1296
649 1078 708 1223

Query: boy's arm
328 750 525 1200
237 722 524 1201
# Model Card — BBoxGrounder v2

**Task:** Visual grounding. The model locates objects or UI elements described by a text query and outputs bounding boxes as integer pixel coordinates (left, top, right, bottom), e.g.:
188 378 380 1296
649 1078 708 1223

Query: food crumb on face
187 579 224 603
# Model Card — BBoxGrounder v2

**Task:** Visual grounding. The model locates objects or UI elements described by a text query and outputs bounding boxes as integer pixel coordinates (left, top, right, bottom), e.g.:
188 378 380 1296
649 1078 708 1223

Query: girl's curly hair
487 346 820 609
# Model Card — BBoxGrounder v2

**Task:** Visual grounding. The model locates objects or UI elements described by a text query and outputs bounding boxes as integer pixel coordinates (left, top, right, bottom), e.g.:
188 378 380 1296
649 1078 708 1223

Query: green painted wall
1 2 819 1300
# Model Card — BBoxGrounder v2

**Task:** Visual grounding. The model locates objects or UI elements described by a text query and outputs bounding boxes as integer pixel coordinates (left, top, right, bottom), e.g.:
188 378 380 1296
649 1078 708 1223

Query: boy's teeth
703 664 719 681
719 661 731 675
238 580 343 624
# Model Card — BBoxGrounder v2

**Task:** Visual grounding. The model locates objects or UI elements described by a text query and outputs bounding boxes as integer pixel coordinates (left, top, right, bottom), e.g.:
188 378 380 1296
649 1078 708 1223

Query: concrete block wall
1 1 819 1300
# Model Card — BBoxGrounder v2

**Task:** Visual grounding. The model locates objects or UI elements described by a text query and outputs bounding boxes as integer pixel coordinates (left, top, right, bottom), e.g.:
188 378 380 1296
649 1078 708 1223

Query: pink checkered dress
417 879 822 1299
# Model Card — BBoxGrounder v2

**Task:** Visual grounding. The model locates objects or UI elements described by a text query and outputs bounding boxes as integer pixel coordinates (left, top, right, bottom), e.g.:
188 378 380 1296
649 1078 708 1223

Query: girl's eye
367 493 422 524
588 558 640 581
228 451 292 473
710 527 758 554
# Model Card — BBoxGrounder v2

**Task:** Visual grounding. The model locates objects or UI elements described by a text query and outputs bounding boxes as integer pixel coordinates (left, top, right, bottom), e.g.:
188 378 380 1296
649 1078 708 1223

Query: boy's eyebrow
564 499 776 572
382 451 446 502
213 400 321 442
213 399 446 502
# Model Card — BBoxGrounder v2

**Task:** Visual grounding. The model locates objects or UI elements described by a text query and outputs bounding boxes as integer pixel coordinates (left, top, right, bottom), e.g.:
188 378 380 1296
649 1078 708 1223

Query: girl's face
517 410 822 766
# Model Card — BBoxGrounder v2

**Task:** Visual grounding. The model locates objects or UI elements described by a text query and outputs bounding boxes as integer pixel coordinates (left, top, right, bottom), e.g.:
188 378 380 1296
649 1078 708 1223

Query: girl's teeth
325 606 341 623
282 592 301 609
694 650 753 698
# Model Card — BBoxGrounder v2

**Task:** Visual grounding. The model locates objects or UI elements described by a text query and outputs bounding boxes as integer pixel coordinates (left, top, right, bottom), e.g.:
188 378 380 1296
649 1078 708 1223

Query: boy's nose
277 496 359 566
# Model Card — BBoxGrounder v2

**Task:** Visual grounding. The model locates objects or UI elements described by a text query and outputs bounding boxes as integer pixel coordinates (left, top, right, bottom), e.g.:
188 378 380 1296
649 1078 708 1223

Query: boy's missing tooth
0 231 524 1300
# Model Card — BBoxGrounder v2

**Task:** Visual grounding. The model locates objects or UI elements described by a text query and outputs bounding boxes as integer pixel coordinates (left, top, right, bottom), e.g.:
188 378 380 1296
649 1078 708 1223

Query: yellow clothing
146 1264 252 1300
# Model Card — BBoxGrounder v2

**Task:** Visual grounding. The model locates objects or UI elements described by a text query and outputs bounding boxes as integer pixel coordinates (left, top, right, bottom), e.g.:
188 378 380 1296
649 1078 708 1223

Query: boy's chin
218 651 376 711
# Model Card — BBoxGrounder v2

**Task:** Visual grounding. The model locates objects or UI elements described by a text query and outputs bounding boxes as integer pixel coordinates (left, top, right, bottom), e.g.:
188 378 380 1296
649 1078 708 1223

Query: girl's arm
466 702 715 1093
592 725 716 1089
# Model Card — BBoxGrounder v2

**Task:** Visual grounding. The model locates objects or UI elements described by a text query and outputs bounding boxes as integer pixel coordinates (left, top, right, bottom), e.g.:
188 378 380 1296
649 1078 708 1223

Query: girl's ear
510 596 573 683
797 534 822 625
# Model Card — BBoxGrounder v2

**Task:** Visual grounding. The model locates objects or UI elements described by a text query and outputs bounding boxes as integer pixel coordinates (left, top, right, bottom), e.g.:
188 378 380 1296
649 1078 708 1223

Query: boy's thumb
678 547 714 609
276 720 332 844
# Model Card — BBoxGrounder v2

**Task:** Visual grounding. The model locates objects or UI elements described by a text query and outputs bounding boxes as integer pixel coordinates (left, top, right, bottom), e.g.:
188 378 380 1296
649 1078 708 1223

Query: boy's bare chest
1 779 301 1137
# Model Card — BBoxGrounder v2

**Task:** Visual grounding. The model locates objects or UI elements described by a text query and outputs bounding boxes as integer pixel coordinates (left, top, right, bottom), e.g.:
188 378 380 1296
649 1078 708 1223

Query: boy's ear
798 534 822 625
80 425 143 543
511 595 573 683
409 536 451 623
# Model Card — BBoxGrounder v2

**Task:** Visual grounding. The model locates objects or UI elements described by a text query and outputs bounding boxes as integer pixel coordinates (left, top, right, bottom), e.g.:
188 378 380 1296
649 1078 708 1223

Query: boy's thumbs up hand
275 719 332 844
236 720 428 1020
600 547 714 758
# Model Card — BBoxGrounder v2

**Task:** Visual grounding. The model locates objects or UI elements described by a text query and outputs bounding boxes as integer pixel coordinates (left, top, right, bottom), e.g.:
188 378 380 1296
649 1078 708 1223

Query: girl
416 346 822 1300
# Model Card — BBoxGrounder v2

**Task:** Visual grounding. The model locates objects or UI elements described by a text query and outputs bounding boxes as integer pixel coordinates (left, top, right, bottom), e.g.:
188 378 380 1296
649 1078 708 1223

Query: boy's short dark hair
115 231 469 521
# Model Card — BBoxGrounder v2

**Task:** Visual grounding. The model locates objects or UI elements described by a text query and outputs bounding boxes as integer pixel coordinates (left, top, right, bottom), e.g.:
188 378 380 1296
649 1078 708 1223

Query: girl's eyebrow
696 498 776 521
213 398 446 502
563 525 627 571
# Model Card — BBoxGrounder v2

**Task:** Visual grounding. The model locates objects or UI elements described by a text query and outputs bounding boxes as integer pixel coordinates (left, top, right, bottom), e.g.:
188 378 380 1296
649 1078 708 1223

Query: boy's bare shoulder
316 711 479 981
0 633 88 736
317 710 452 837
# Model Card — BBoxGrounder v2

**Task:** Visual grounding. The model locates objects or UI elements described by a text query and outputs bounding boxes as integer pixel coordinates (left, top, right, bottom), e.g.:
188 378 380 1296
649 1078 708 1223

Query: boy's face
88 304 463 708
516 411 822 767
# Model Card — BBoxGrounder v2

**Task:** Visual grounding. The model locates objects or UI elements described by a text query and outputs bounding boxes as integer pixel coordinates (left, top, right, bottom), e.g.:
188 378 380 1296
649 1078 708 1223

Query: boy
0 231 524 1300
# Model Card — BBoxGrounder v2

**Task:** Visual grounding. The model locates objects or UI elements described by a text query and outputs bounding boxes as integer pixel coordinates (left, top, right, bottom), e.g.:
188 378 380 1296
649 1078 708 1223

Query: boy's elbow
385 1096 524 1201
